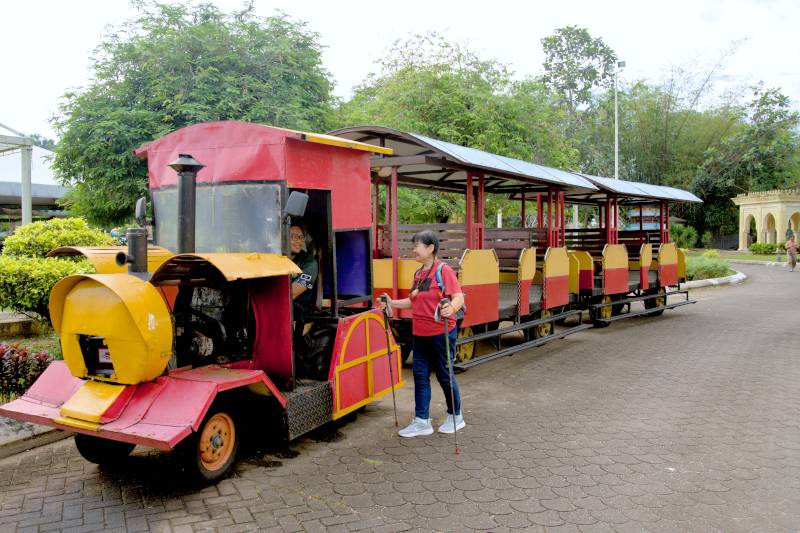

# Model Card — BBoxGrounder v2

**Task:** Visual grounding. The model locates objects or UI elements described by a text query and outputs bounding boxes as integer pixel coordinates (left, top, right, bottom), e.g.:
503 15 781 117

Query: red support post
466 173 474 249
559 191 565 247
537 193 543 228
476 175 485 249
547 189 553 246
639 204 643 234
520 190 526 228
372 181 380 257
390 168 399 299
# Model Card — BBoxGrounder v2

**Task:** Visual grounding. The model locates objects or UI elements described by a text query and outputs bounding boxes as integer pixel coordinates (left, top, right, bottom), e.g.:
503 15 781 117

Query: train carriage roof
566 173 702 204
329 126 598 194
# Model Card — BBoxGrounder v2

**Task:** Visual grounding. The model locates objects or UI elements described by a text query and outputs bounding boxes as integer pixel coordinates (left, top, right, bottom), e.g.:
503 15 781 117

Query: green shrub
0 343 54 403
701 231 713 249
0 256 94 322
669 223 698 249
686 256 733 281
702 249 720 258
749 242 783 254
2 217 115 258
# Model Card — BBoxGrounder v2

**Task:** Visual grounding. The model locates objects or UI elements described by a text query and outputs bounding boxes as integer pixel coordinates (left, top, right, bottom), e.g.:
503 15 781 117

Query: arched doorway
790 212 800 238
764 213 777 244
745 214 757 247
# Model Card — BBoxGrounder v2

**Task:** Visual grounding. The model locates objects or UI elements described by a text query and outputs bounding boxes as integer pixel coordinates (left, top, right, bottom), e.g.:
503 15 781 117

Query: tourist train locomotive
0 121 700 480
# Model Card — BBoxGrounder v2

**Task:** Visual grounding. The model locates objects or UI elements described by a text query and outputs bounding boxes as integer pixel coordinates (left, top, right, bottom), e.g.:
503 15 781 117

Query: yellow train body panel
50 274 173 384
372 258 419 290
518 248 537 282
459 249 499 285
602 244 628 271
568 254 579 293
658 243 678 265
677 248 687 279
543 247 570 278
47 246 173 273
153 252 300 282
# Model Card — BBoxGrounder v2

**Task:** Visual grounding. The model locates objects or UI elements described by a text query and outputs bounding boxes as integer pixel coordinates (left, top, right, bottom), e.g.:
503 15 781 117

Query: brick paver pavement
1 264 799 532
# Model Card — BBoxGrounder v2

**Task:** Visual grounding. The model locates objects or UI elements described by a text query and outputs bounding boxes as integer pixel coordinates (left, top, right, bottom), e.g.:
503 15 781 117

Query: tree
336 33 578 224
541 26 617 115
52 1 334 225
28 134 56 151
688 86 800 235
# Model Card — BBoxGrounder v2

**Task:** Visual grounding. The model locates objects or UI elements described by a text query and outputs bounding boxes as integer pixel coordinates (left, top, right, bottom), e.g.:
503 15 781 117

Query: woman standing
381 230 466 437
785 234 797 272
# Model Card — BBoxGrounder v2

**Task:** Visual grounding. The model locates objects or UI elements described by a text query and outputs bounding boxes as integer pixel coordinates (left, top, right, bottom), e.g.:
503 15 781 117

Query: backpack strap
434 261 446 295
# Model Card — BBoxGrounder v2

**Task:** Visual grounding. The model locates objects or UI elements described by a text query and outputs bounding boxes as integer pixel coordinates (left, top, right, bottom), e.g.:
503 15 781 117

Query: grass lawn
686 250 785 262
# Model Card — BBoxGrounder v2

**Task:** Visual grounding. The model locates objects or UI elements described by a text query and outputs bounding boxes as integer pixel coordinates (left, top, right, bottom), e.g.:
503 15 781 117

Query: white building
0 124 68 227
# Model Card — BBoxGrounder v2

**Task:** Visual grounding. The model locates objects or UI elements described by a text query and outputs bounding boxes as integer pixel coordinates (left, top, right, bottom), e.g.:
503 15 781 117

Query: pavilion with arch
733 189 800 251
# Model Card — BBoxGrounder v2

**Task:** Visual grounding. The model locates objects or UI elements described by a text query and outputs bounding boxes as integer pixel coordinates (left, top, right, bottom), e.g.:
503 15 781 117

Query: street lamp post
614 60 625 179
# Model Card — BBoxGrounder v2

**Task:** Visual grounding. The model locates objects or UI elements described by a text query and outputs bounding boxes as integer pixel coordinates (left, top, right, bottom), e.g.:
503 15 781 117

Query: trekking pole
440 297 460 455
379 295 399 427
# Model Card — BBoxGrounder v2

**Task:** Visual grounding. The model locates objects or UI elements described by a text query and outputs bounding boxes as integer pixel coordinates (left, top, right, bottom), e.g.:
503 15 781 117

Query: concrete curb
727 258 788 268
683 270 747 289
0 428 73 461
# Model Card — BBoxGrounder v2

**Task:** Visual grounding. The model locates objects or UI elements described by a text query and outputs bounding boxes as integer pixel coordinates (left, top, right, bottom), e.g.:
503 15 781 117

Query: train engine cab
0 121 403 482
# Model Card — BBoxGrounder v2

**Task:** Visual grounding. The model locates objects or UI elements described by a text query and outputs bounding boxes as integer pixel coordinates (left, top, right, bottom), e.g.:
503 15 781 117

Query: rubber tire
74 434 135 465
180 405 240 484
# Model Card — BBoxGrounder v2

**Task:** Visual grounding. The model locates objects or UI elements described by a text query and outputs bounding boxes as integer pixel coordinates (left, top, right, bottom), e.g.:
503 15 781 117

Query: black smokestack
168 154 204 254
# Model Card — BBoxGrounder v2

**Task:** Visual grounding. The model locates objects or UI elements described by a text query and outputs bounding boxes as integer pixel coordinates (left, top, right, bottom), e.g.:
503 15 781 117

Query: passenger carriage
556 174 701 323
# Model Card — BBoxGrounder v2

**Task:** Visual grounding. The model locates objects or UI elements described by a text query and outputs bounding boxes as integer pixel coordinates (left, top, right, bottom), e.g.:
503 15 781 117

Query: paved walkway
1 264 799 532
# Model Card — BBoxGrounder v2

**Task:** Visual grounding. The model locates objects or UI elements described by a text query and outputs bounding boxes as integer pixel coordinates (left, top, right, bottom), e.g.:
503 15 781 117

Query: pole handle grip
379 294 393 318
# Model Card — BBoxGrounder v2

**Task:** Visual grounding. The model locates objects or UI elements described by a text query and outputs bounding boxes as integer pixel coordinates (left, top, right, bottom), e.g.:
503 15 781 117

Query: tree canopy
335 33 577 223
52 1 334 225
51 14 800 237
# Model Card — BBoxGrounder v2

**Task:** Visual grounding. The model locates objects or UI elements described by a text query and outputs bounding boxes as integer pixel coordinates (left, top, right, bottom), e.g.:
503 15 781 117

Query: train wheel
74 434 135 465
598 295 613 320
182 406 239 483
456 327 475 362
644 288 666 317
534 309 553 338
525 309 553 341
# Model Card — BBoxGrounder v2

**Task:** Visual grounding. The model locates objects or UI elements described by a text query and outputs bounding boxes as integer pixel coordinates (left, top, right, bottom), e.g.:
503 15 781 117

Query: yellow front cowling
50 274 173 384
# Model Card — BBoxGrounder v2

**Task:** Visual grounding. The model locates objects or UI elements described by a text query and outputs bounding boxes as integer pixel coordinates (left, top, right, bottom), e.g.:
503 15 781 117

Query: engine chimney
168 154 204 253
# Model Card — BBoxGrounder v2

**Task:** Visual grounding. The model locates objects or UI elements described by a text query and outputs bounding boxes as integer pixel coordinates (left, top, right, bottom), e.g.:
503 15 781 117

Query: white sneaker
398 417 434 438
438 413 466 434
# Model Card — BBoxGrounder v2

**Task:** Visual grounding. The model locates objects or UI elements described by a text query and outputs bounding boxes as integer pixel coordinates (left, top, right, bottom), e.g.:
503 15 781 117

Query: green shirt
292 250 318 308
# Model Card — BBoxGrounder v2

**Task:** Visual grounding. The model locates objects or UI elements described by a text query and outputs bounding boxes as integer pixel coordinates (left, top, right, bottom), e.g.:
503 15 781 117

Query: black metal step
285 380 333 440
455 323 593 371
593 299 697 324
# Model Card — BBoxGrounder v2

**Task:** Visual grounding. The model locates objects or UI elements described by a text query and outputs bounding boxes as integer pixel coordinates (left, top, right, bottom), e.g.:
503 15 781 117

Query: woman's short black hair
412 230 439 255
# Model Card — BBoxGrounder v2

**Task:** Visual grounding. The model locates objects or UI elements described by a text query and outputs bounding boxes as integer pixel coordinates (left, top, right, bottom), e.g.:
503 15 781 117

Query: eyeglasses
290 233 305 242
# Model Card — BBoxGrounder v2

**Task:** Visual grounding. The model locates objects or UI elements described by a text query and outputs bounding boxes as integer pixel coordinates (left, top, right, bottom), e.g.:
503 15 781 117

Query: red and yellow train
0 121 700 480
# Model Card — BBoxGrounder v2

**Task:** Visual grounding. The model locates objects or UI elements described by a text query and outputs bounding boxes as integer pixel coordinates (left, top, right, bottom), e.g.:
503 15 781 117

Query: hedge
0 256 94 322
686 256 733 281
2 217 115 258
749 242 786 255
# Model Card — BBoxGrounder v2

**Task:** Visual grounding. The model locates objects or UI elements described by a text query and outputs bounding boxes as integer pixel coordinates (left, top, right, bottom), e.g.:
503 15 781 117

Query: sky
2 0 799 140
